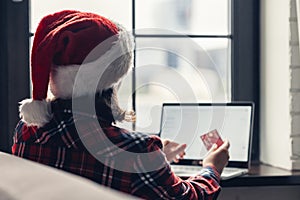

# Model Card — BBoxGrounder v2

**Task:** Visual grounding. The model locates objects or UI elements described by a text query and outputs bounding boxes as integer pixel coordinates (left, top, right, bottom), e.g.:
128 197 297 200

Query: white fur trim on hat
49 27 133 99
19 99 52 128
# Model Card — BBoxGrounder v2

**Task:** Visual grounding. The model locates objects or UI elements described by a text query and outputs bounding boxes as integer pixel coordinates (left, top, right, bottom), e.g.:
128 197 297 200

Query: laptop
159 102 254 180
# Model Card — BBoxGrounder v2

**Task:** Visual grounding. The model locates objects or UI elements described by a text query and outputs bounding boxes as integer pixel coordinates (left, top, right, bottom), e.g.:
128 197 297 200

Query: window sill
221 163 300 187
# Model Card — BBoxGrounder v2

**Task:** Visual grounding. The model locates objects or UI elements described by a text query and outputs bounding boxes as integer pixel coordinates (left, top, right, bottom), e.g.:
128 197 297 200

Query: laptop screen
159 103 254 166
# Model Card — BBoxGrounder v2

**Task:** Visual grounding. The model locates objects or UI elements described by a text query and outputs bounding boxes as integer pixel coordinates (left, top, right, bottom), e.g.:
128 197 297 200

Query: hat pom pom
19 99 52 127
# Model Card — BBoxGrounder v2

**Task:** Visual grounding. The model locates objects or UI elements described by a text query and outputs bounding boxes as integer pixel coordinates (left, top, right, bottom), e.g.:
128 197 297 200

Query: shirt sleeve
130 135 221 200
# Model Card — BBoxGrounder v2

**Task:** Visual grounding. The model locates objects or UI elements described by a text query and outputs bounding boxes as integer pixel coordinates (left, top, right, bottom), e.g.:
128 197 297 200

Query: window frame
0 0 30 153
231 0 260 162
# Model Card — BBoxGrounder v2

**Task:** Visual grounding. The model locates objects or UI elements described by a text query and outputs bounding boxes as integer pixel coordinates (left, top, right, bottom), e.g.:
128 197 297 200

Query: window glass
135 0 230 35
31 0 132 32
134 37 230 133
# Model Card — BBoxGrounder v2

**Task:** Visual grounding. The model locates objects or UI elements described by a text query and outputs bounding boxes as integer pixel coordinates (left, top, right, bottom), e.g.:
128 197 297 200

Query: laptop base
171 165 248 180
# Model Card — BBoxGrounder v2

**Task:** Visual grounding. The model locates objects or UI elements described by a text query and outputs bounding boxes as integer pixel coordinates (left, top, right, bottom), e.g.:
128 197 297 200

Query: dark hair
95 87 126 124
51 87 134 125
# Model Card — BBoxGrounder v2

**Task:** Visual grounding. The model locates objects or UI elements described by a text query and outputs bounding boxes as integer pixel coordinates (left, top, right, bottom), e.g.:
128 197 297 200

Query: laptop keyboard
171 165 202 173
171 165 245 175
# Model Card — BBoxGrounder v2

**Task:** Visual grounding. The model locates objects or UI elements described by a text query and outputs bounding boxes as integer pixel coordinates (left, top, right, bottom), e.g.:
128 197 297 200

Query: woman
12 10 229 199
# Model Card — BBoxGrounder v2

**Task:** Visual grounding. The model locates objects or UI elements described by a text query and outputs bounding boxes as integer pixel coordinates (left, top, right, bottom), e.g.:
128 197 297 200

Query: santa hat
19 10 133 127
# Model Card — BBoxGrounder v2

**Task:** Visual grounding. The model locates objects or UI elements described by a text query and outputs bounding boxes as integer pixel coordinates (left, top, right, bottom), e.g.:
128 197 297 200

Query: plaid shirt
12 99 221 200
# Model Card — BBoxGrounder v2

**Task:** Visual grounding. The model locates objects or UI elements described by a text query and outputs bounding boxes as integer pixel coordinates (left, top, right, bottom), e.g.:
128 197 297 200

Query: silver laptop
159 103 254 180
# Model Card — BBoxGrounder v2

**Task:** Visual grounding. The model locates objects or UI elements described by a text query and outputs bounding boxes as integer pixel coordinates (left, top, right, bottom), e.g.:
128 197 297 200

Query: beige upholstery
0 152 138 200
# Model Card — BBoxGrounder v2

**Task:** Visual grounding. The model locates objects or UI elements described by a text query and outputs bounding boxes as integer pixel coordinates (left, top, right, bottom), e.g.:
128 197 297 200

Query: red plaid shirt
12 99 221 200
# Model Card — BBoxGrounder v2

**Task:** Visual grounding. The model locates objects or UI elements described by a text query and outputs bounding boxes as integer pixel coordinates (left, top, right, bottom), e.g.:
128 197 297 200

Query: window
30 0 232 133
133 0 231 133
30 0 132 31
1 0 259 160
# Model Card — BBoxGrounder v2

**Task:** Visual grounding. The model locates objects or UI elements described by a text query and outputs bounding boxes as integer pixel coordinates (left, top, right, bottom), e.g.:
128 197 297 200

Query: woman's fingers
215 140 230 153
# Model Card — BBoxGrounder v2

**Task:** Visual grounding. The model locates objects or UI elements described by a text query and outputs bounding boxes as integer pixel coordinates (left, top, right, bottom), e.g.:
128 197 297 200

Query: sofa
0 152 138 200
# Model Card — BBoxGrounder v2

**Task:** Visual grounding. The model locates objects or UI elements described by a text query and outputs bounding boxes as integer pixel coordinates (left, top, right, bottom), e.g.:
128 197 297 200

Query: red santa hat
19 10 133 127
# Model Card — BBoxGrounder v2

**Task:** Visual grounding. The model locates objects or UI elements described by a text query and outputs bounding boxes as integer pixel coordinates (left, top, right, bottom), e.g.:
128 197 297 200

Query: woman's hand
162 139 187 163
202 140 230 174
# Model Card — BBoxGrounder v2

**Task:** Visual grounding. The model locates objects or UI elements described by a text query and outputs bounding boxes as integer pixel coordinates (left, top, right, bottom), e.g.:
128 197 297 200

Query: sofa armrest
0 152 138 200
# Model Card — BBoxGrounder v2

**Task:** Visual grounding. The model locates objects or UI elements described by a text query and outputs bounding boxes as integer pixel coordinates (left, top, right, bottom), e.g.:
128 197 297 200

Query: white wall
260 0 300 170
260 0 293 170
291 0 300 169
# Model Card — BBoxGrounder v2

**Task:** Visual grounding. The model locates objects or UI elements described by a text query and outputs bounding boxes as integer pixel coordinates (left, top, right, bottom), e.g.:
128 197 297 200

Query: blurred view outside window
31 0 231 133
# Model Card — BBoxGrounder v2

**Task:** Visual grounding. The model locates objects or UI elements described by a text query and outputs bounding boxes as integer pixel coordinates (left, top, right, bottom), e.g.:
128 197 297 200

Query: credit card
200 129 224 151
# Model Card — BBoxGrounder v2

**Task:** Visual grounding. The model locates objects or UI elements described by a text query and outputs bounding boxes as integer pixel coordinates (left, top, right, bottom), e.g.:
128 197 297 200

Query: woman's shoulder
107 126 163 153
